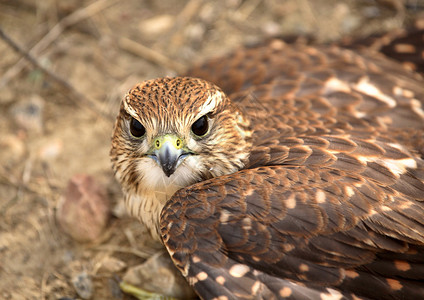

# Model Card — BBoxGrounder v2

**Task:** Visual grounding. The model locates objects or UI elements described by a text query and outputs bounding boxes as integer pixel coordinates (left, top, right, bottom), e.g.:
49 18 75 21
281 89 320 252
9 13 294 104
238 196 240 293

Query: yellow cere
154 135 183 150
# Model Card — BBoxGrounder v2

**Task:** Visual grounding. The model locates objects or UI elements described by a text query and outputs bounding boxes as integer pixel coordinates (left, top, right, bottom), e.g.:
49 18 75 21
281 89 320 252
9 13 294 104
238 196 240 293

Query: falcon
110 38 424 299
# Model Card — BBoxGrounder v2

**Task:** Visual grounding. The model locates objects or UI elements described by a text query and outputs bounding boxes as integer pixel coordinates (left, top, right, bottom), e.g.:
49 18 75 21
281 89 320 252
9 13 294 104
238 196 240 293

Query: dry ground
0 0 422 299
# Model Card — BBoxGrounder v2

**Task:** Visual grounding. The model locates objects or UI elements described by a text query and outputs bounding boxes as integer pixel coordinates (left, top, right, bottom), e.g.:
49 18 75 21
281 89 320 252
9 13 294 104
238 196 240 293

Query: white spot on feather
353 111 367 118
379 158 417 176
411 99 424 118
388 143 407 152
393 86 402 96
285 193 297 209
324 78 351 94
320 289 343 300
251 280 261 294
279 287 292 297
196 272 208 281
354 77 396 108
356 155 375 165
229 264 250 278
242 217 252 230
216 276 226 285
356 150 416 178
315 190 326 203
220 210 231 223
345 186 355 197
393 86 414 98
299 264 309 272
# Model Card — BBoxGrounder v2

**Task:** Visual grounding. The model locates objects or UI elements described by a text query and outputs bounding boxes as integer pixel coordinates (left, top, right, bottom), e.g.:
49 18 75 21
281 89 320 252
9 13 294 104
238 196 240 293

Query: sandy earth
0 0 421 299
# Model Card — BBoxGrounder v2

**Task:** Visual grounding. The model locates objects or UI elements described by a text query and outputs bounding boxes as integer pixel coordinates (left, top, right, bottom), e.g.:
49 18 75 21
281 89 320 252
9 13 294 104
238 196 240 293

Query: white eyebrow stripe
124 95 139 119
198 90 223 116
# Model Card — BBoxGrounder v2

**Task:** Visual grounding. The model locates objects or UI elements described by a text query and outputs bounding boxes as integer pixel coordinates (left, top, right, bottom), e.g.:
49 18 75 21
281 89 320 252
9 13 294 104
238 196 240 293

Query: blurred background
0 0 423 299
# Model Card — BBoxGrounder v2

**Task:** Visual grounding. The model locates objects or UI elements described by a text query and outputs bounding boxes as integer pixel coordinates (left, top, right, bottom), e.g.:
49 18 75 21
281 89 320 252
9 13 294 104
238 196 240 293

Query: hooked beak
149 135 191 177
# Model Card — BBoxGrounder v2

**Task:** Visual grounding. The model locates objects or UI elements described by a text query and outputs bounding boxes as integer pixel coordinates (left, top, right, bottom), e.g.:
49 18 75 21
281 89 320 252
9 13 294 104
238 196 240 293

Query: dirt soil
0 0 421 299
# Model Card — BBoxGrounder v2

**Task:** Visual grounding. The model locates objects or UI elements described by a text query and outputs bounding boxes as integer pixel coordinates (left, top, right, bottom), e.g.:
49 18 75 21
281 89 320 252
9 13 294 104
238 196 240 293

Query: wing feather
161 164 424 299
166 37 424 299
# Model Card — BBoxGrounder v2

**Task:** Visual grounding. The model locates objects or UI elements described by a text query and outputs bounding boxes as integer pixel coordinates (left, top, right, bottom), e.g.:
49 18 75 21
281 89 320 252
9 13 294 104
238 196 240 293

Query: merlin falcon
111 34 424 299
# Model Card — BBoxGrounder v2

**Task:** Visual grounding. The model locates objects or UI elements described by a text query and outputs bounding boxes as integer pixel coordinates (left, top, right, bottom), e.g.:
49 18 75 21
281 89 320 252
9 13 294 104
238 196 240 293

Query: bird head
110 77 251 225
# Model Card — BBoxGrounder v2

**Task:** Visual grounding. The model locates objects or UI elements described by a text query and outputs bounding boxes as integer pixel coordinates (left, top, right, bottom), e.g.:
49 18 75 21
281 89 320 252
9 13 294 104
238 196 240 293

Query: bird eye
191 115 209 137
129 117 145 138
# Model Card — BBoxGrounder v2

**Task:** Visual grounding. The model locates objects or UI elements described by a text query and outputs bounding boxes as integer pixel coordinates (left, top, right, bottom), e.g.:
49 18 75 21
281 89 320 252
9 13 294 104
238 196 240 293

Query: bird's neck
125 183 182 241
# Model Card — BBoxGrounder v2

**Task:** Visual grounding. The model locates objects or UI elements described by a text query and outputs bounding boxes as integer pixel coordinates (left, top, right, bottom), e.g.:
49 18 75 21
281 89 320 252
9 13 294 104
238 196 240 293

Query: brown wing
166 40 424 299
161 164 424 300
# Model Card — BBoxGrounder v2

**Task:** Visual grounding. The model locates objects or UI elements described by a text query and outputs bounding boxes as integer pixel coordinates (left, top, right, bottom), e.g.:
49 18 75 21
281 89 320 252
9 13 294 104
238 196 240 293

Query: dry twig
118 37 186 74
0 0 118 88
0 27 113 120
94 245 156 259
168 0 205 46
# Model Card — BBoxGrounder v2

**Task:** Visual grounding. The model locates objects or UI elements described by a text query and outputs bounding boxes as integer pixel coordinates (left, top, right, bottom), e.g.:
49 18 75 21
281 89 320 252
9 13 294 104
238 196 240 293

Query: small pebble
10 94 44 133
139 15 174 36
0 134 26 165
109 278 123 299
72 271 93 299
99 256 127 273
38 139 63 161
123 252 196 299
57 174 110 242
